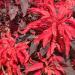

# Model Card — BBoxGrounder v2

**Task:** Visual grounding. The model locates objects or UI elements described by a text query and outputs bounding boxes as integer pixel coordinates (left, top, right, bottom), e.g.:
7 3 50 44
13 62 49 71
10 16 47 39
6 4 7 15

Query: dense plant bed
0 0 75 75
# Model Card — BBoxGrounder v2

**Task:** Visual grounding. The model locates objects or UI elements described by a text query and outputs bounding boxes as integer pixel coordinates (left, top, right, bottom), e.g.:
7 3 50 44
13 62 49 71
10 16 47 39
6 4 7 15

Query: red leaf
63 33 70 58
55 70 61 75
47 69 51 75
34 70 41 75
25 62 43 73
56 65 64 74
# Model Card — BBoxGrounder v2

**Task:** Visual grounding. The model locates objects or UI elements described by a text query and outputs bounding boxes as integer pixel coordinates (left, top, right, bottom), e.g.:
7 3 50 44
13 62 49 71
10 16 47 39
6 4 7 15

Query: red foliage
0 0 75 75
0 34 29 75
19 0 75 58
25 55 65 75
